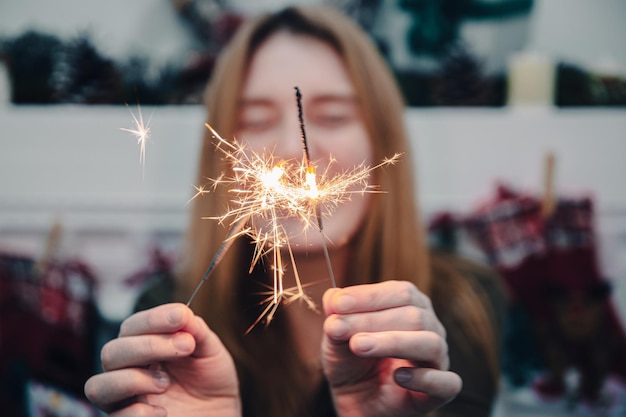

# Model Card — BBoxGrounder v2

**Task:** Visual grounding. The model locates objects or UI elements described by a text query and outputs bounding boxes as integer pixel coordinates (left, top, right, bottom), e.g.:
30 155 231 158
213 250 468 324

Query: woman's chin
253 206 365 254
282 228 352 254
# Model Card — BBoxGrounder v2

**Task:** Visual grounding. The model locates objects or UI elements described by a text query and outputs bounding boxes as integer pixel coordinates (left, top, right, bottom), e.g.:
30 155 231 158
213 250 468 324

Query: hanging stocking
464 185 550 387
536 196 626 403
464 185 550 316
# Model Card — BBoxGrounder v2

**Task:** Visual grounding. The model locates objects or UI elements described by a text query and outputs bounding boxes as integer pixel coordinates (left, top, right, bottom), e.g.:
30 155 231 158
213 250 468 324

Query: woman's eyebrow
237 94 357 108
309 94 357 105
238 97 275 107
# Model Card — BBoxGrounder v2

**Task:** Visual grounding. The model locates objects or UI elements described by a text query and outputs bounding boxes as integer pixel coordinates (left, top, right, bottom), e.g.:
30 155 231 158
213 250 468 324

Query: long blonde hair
179 6 497 417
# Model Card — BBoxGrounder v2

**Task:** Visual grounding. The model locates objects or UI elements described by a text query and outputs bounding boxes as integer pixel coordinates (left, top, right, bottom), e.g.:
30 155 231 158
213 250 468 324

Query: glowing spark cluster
189 123 401 329
120 103 151 175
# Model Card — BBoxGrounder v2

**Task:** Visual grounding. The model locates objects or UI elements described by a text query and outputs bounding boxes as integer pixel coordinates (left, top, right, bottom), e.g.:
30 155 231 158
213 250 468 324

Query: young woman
85 6 504 417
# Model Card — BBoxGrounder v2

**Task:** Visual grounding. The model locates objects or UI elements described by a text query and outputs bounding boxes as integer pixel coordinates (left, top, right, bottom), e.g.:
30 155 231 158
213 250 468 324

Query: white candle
507 51 555 107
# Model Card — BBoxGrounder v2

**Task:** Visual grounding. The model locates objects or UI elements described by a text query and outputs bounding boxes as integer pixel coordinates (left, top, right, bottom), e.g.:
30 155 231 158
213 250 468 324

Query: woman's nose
274 112 307 161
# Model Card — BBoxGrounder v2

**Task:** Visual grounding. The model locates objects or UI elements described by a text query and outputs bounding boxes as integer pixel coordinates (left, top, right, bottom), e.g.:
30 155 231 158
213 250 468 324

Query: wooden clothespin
35 219 63 274
541 151 556 219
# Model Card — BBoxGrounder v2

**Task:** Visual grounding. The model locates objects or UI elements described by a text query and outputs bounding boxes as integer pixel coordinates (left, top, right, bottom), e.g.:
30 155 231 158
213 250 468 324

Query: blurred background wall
1 1 625 416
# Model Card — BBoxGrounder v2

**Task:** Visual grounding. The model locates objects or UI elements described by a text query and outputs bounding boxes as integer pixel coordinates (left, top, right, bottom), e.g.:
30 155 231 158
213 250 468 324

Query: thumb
321 314 376 388
322 287 341 315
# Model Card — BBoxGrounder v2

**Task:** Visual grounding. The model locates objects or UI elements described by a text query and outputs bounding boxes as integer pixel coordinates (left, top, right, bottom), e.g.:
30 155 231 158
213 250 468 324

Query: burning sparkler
185 88 401 329
295 86 336 288
185 124 318 315
120 102 151 177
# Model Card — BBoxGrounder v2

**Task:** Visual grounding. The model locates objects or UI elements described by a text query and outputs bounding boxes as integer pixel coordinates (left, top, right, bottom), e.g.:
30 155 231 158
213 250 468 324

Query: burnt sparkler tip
294 87 311 164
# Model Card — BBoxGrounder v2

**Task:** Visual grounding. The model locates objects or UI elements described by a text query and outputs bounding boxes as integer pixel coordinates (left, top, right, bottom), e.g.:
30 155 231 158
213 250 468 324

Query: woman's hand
84 303 241 417
322 281 462 417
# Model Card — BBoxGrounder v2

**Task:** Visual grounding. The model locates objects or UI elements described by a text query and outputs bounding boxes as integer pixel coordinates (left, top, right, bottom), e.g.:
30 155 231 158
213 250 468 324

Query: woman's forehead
241 32 355 99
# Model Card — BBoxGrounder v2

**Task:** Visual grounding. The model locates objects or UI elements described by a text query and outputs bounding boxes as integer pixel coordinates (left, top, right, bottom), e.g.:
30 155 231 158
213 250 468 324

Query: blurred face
236 32 373 252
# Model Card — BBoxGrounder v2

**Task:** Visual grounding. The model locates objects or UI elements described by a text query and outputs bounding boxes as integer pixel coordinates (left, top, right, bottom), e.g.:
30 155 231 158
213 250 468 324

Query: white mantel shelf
1 105 625 232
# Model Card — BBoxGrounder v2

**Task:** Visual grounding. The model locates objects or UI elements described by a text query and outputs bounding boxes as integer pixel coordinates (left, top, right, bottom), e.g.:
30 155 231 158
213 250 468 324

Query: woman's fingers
323 282 446 339
324 281 432 315
86 304 240 416
103 304 220 372
84 368 170 413
118 303 193 337
187 315 226 360
394 367 462 408
322 282 460 414
348 330 449 370
324 304 442 338
322 282 450 369
101 332 195 371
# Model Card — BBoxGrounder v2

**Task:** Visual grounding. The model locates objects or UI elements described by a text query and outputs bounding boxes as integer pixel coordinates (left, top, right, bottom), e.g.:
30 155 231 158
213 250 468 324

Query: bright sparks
121 103 151 175
187 123 401 329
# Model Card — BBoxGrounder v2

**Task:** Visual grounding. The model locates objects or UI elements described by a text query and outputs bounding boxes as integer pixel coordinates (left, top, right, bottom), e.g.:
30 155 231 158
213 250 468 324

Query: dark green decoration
119 57 182 105
2 31 63 103
394 70 435 106
50 33 123 104
555 63 595 107
399 0 534 57
554 63 626 107
433 43 496 106
4 2 624 108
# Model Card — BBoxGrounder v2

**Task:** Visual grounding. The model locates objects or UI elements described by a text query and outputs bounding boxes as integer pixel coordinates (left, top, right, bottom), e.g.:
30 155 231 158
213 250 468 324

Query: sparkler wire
295 86 336 288
186 215 249 307
316 206 337 288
